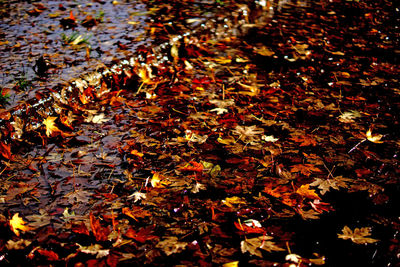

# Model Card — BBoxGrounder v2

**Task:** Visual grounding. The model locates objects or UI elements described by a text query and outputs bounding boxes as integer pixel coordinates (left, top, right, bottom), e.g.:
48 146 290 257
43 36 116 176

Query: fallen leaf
337 226 379 244
43 116 60 137
366 128 384 143
290 164 321 176
90 213 110 242
10 213 31 236
156 236 187 256
241 235 284 257
296 184 321 200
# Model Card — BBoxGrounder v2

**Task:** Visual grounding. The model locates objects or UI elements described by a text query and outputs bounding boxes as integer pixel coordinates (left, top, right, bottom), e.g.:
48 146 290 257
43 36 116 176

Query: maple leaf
290 164 321 176
150 172 170 187
90 212 110 241
241 235 284 257
290 135 317 146
0 141 12 160
310 176 351 195
222 196 246 208
232 125 264 143
43 116 60 137
365 128 384 143
296 184 321 200
337 226 379 244
338 110 362 123
234 219 266 234
6 239 32 250
122 206 152 221
78 243 109 258
36 249 59 261
10 213 31 236
156 236 187 256
262 135 279 142
125 225 158 243
127 191 147 202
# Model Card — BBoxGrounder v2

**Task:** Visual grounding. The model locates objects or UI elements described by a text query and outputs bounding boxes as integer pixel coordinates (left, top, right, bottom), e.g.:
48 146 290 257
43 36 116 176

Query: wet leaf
290 164 321 177
296 184 321 200
156 236 187 256
365 128 384 144
241 235 284 257
43 116 60 137
10 213 32 236
338 226 379 244
90 213 110 242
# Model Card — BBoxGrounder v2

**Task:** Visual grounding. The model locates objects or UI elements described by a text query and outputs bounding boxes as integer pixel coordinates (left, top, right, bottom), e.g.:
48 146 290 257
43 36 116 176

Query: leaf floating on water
337 226 379 244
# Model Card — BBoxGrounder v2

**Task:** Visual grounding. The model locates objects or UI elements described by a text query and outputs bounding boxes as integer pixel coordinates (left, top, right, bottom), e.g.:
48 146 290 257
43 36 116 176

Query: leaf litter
0 0 399 266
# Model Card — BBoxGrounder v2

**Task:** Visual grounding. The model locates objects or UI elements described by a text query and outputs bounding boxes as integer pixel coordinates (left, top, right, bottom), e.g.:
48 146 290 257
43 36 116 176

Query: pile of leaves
0 0 399 266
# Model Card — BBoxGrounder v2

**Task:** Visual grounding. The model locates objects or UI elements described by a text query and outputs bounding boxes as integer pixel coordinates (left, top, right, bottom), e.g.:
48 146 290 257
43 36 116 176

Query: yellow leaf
223 261 239 267
222 196 246 208
296 184 321 200
151 172 161 187
43 116 60 137
214 57 232 64
366 128 383 143
10 213 31 236
131 149 144 157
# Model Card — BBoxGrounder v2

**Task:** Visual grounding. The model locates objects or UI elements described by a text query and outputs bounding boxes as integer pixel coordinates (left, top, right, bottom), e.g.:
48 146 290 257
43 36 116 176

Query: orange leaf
125 225 158 243
122 206 152 221
179 161 203 172
37 249 59 261
90 212 110 241
71 221 90 236
69 10 76 21
0 142 12 160
296 184 321 200
10 213 31 236
290 164 321 176
234 221 266 234
290 135 317 146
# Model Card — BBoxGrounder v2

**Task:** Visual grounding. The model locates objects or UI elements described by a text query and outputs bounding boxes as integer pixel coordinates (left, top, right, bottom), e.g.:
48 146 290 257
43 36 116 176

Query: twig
348 139 366 154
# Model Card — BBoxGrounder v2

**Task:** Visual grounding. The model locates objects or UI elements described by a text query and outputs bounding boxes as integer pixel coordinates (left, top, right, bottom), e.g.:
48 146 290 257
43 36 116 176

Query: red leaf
71 221 90 236
90 213 110 241
0 142 12 160
37 249 59 261
179 161 203 172
234 222 266 234
125 225 158 243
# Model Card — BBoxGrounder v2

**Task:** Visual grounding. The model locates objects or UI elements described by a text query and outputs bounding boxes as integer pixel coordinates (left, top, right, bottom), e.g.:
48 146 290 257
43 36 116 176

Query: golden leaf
10 213 31 236
338 226 379 244
366 128 384 143
43 116 60 137
296 184 321 200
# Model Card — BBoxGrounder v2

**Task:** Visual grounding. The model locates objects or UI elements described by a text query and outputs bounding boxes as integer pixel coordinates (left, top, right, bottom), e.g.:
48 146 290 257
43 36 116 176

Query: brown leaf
338 226 379 244
156 236 187 256
290 164 321 176
241 235 284 257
